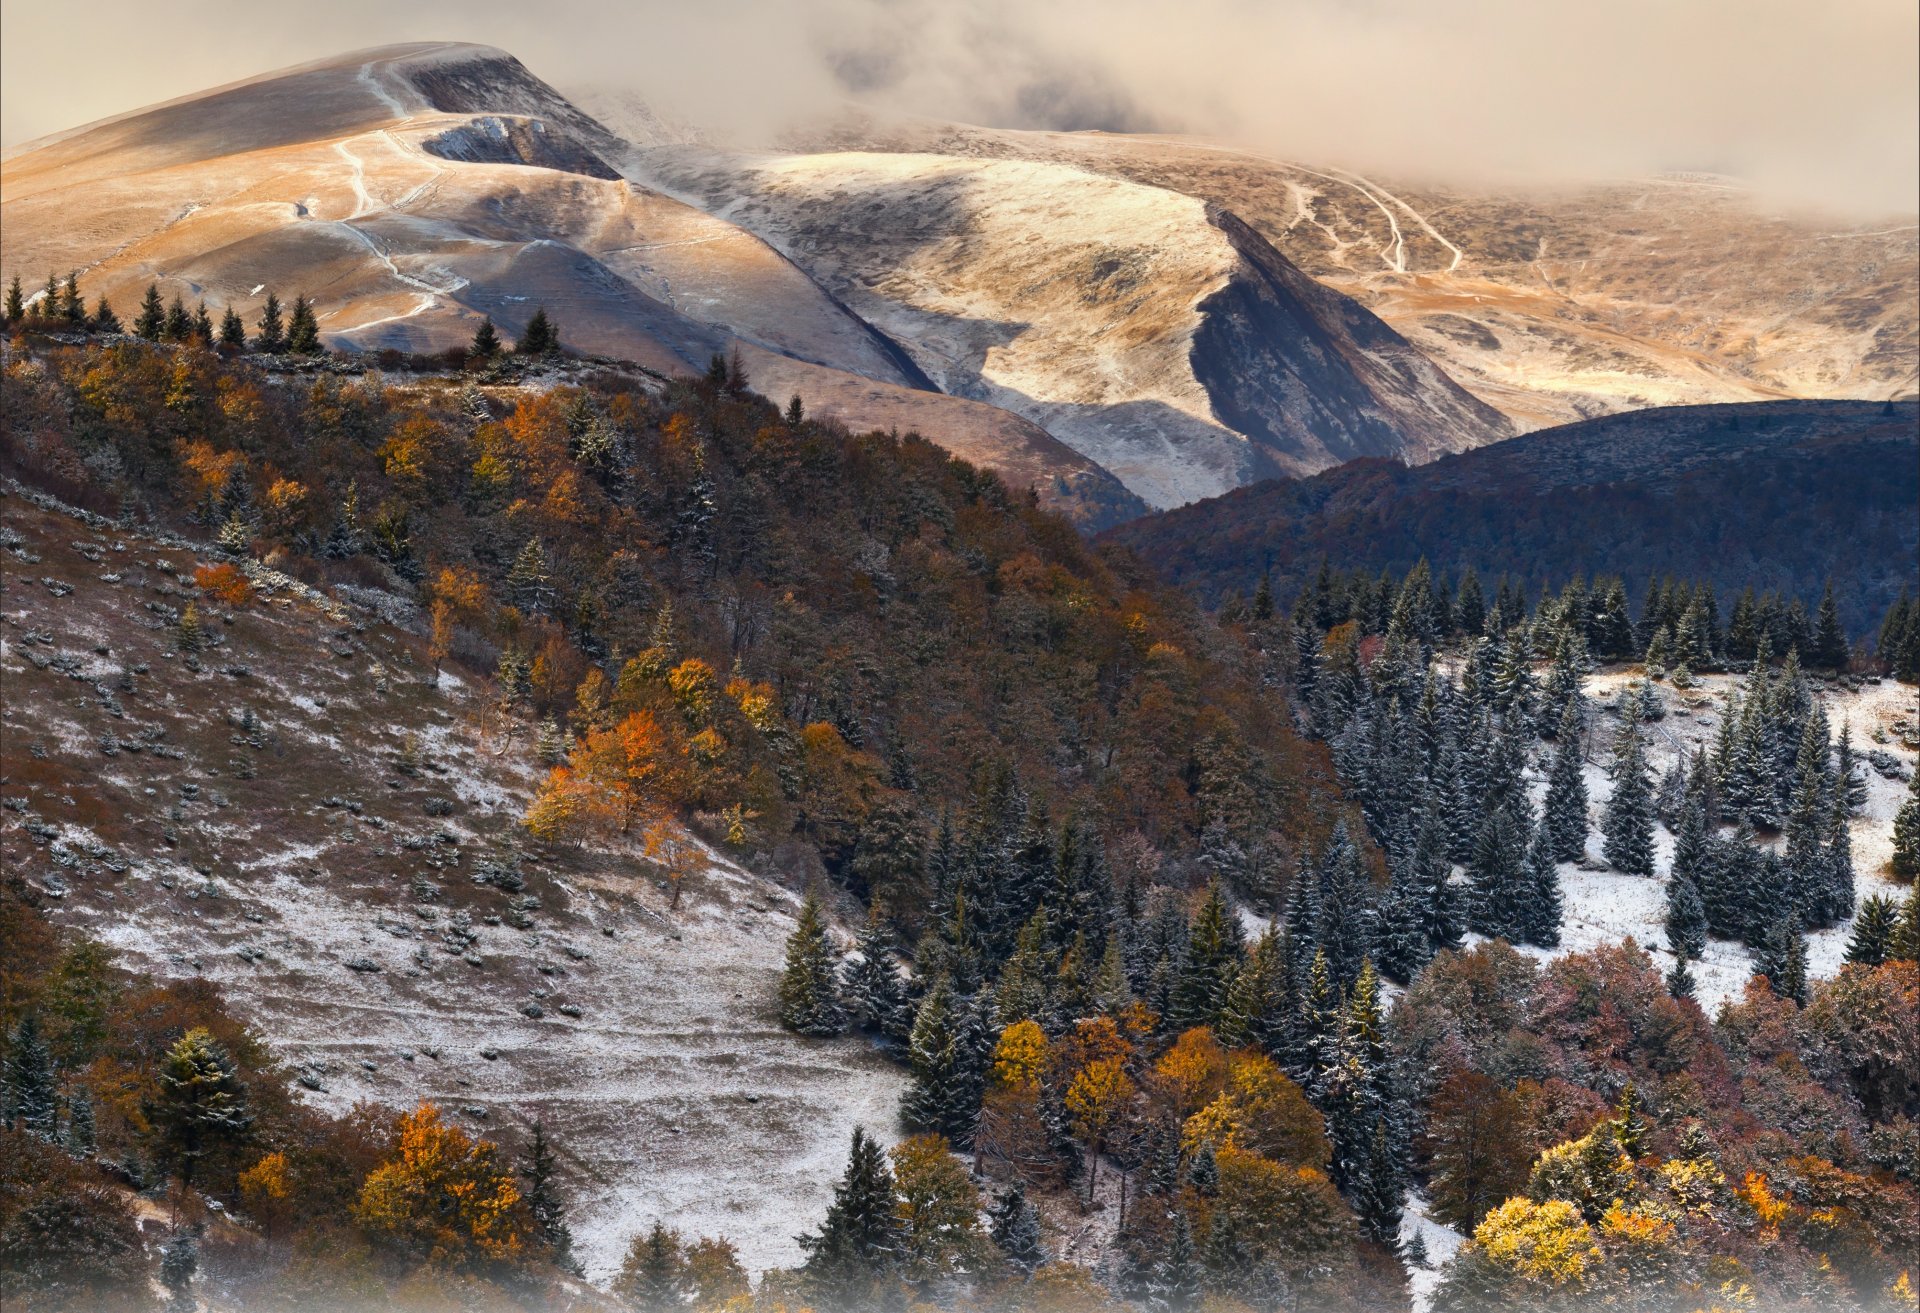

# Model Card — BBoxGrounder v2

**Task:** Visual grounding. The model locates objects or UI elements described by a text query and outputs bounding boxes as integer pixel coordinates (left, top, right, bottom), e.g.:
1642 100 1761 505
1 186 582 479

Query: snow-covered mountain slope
0 486 906 1277
786 116 1920 430
0 44 1142 528
628 146 1513 508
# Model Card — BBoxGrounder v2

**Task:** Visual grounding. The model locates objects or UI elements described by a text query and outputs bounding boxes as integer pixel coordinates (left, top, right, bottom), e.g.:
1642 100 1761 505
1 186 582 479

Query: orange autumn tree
525 709 685 840
355 1104 528 1269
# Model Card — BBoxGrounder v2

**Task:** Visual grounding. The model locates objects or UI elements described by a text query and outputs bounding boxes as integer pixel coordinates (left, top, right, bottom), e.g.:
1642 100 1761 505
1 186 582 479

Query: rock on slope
630 145 1513 508
0 44 1142 528
0 485 905 1277
1103 398 1920 627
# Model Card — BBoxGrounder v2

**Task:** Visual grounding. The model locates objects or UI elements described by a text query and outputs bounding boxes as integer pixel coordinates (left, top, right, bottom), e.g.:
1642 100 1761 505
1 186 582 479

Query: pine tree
1845 895 1897 967
1601 693 1656 876
521 1118 579 1274
164 294 192 342
193 302 214 343
90 296 121 333
1811 582 1847 670
287 294 321 353
1751 917 1808 1005
1521 820 1563 949
1155 1211 1204 1313
1665 870 1707 962
148 1027 251 1190
1467 804 1528 942
255 291 285 353
1664 957 1696 1000
3 273 23 322
219 305 247 348
1356 1118 1404 1249
844 906 912 1042
135 283 166 339
3 1014 56 1137
987 1184 1047 1273
1892 768 1920 883
902 977 979 1146
471 317 501 358
59 271 85 324
518 307 557 355
160 1229 198 1312
1834 723 1867 815
1170 879 1245 1029
798 1127 903 1311
778 892 847 1036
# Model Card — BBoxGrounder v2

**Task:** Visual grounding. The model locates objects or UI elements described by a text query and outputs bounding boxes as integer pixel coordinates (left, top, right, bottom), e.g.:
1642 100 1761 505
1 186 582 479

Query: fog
3 0 1915 214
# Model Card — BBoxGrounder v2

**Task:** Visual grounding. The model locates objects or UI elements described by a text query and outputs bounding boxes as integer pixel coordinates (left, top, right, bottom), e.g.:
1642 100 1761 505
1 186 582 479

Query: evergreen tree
844 906 912 1042
1170 879 1246 1030
1613 1083 1649 1158
1355 1119 1405 1249
1844 895 1897 967
3 273 23 321
135 283 167 340
1890 883 1920 963
798 1128 903 1311
287 294 321 353
1412 812 1463 955
1834 723 1867 815
1520 820 1563 949
1811 582 1847 670
471 316 501 358
193 302 214 343
87 296 120 334
1664 956 1696 1001
518 307 558 355
521 1118 579 1274
164 295 192 342
1751 917 1809 1005
255 291 285 353
1543 704 1589 863
59 271 85 324
148 1027 252 1191
987 1184 1047 1273
1665 870 1707 962
65 1090 97 1157
778 892 847 1036
1467 804 1528 942
901 977 978 1146
219 305 247 348
507 538 556 616
1892 768 1920 883
160 1229 198 1312
3 1014 56 1137
1601 693 1656 876
620 1222 687 1312
1154 1211 1203 1313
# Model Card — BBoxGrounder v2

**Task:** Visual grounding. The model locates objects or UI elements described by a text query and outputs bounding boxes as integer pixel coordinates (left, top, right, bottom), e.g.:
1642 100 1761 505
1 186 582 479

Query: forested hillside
2 314 1917 1313
1102 400 1919 636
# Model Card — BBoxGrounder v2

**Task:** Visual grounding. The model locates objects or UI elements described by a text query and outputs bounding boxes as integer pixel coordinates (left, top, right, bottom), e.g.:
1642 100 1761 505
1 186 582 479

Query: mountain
2 43 1527 521
780 115 1920 431
0 43 1144 528
624 145 1514 508
1102 398 1920 630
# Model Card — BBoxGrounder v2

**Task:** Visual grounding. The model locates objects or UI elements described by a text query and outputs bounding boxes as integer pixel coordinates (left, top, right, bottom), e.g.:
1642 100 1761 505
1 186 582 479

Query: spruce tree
1355 1118 1405 1249
521 1118 579 1274
901 977 977 1146
471 316 501 358
1844 895 1897 967
219 305 247 348
1664 957 1696 1001
3 273 23 322
3 1014 56 1138
987 1184 1047 1273
620 1222 687 1312
160 1230 198 1312
1170 879 1246 1030
1155 1211 1203 1313
1665 871 1707 962
1890 883 1920 963
135 283 166 339
164 295 192 342
91 296 121 334
1811 582 1847 670
518 307 557 355
1521 820 1563 949
255 291 285 353
193 302 214 343
844 906 911 1042
1892 768 1920 883
778 892 847 1036
287 294 321 353
148 1027 251 1191
1601 693 1656 876
1544 705 1590 864
59 272 85 324
798 1127 903 1311
1467 804 1528 942
1751 917 1809 1005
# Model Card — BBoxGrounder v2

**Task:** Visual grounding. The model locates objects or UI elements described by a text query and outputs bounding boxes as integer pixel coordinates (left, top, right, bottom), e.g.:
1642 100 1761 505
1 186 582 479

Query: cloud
3 0 1915 214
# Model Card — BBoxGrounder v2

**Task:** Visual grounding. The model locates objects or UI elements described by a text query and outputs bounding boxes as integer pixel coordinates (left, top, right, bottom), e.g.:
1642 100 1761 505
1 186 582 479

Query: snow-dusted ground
1 494 905 1280
1400 1191 1466 1313
1483 669 1917 1012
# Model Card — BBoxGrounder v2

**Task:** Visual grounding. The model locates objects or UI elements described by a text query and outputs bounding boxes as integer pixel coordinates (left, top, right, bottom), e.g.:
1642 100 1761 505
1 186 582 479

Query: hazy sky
4 0 1916 214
